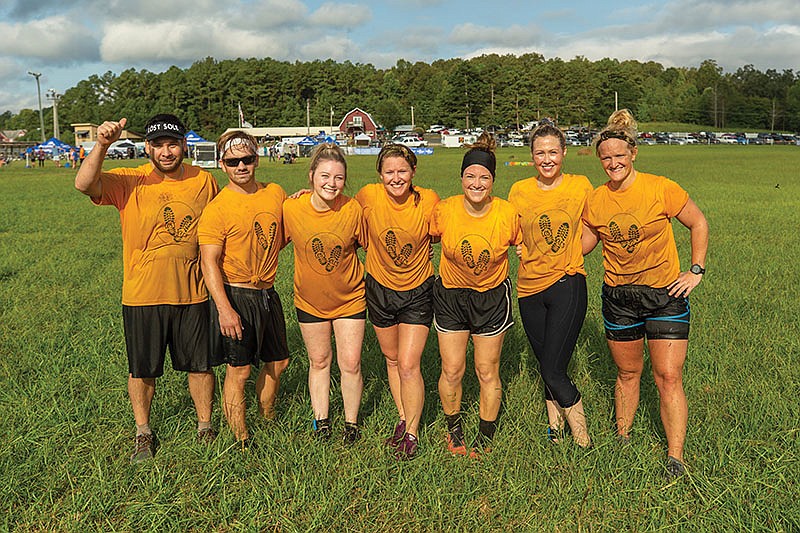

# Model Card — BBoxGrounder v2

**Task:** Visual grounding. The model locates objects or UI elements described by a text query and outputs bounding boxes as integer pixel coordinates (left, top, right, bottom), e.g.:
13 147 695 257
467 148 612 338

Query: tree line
3 55 800 145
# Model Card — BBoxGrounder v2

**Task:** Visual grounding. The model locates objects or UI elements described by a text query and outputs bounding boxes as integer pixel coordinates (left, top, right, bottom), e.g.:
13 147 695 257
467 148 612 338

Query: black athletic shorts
433 277 514 337
209 285 289 367
122 302 212 378
365 274 434 328
295 307 367 323
602 283 690 341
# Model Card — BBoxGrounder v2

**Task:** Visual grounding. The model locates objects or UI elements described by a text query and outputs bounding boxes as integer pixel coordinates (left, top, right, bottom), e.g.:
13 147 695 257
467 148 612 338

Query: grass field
1 144 798 531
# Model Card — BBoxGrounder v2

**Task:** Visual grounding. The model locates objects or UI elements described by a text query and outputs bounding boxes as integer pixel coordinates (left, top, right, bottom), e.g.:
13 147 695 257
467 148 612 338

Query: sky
2 0 800 114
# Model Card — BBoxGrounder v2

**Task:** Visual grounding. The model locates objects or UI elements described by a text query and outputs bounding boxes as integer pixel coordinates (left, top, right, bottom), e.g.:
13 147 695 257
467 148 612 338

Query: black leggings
518 273 587 408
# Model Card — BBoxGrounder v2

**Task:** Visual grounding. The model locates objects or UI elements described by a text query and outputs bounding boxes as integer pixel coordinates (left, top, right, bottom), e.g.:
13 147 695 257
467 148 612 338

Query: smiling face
532 135 565 181
379 155 415 202
146 137 186 175
220 145 258 192
310 159 346 205
597 137 637 189
461 163 493 208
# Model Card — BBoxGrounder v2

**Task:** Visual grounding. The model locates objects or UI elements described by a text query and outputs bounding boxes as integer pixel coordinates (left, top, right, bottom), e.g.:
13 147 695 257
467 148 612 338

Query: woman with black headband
583 109 708 479
430 132 521 457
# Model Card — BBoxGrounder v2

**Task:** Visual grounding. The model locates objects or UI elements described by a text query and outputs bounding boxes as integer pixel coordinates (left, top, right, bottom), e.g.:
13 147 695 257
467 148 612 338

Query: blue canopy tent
184 130 207 146
26 137 75 155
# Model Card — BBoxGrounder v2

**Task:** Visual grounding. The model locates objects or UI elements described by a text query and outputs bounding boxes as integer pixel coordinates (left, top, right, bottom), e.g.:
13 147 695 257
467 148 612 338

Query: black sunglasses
222 155 257 166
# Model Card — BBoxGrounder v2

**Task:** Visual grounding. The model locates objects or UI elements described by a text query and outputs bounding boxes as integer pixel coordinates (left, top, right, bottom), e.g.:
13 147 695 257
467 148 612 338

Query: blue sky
2 0 799 114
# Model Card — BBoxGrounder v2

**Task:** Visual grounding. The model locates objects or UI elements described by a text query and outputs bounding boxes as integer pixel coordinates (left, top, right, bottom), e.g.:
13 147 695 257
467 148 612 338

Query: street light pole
27 71 45 142
47 89 61 140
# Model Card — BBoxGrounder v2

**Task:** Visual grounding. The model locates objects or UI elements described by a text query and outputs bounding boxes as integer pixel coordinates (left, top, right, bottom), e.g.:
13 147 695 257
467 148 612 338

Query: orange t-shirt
197 183 287 288
282 194 366 319
508 174 593 297
582 172 689 288
430 195 522 291
355 183 439 291
92 162 219 305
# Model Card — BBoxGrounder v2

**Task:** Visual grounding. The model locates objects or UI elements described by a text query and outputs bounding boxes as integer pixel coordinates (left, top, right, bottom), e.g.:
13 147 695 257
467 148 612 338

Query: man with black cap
75 114 219 463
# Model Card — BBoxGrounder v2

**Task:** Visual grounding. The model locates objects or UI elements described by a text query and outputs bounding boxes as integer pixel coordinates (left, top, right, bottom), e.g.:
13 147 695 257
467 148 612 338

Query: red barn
338 108 380 139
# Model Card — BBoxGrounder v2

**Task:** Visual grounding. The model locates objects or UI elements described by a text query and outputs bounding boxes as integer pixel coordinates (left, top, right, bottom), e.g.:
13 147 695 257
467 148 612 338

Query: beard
150 151 184 174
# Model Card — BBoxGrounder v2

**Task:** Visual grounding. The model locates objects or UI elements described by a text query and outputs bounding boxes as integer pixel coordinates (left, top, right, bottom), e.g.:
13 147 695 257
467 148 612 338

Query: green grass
0 145 798 531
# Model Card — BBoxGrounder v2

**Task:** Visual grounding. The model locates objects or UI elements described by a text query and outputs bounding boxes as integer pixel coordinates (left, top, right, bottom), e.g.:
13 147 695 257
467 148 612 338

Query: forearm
200 253 233 311
689 217 709 267
74 145 108 197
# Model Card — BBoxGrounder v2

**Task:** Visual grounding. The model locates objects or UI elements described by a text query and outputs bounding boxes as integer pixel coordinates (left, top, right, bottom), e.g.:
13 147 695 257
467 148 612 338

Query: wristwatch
690 264 705 275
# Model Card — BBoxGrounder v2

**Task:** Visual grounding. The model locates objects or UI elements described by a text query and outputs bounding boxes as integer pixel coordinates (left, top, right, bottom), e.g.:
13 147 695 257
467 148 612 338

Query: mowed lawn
0 145 798 531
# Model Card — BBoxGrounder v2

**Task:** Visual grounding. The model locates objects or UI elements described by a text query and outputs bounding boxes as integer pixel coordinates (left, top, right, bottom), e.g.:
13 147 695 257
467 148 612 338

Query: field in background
0 145 798 531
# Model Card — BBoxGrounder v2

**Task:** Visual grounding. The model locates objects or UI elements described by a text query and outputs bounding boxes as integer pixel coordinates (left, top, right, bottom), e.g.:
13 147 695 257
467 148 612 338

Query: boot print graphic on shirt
461 239 490 276
538 214 569 253
163 206 192 242
254 221 277 253
609 221 640 253
312 237 343 272
384 230 413 266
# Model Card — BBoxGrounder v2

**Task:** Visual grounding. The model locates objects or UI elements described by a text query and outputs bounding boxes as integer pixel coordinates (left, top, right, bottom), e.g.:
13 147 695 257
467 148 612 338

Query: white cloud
0 17 99 62
309 3 371 28
99 21 290 63
449 22 545 48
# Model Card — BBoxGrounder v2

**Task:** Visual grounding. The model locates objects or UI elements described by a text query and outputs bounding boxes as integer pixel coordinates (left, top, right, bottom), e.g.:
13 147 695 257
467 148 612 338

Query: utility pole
614 91 619 112
411 106 415 129
306 98 310 135
47 89 61 139
490 85 495 126
27 71 45 141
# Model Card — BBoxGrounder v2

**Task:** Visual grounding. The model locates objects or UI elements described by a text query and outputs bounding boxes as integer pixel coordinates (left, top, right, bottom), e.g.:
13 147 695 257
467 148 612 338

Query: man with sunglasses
75 114 219 463
198 131 290 447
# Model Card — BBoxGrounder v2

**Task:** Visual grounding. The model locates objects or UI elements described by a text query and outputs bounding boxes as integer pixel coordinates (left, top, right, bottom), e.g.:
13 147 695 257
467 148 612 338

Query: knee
474 364 499 386
440 364 465 385
226 365 251 385
308 352 333 371
397 358 421 381
617 367 642 382
267 358 289 377
337 354 362 376
654 370 683 392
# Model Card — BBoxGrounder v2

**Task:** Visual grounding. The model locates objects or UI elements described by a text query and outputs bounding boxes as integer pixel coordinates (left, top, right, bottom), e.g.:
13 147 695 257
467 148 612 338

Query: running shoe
342 422 361 446
469 434 492 459
313 418 332 441
384 419 406 448
665 456 686 480
130 432 157 464
394 433 418 460
446 428 467 456
197 427 217 444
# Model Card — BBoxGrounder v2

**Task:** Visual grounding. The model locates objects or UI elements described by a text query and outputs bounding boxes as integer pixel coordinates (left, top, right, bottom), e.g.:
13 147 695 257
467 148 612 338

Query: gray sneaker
666 456 686 480
130 433 157 463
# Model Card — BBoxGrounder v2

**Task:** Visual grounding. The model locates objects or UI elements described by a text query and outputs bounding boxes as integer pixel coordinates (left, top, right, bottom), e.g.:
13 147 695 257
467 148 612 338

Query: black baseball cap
144 114 186 141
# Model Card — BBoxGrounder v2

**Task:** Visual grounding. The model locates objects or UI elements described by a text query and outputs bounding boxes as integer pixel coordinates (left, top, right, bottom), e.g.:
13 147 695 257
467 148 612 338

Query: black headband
461 149 496 178
598 130 636 147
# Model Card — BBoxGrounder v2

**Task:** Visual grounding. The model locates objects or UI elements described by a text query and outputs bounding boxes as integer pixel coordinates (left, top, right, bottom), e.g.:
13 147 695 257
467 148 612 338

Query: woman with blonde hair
431 132 521 457
283 143 367 445
355 144 439 459
583 109 709 478
508 122 593 447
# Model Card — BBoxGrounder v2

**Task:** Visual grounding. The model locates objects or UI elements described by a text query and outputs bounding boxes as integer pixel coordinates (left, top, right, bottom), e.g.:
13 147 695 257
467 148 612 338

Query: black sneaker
197 427 217 444
130 432 157 464
342 422 361 446
313 418 332 441
666 456 686 480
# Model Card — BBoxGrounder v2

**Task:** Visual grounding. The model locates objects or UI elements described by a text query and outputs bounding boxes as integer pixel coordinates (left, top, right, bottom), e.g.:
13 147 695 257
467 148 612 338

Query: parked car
426 124 446 133
396 136 428 147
